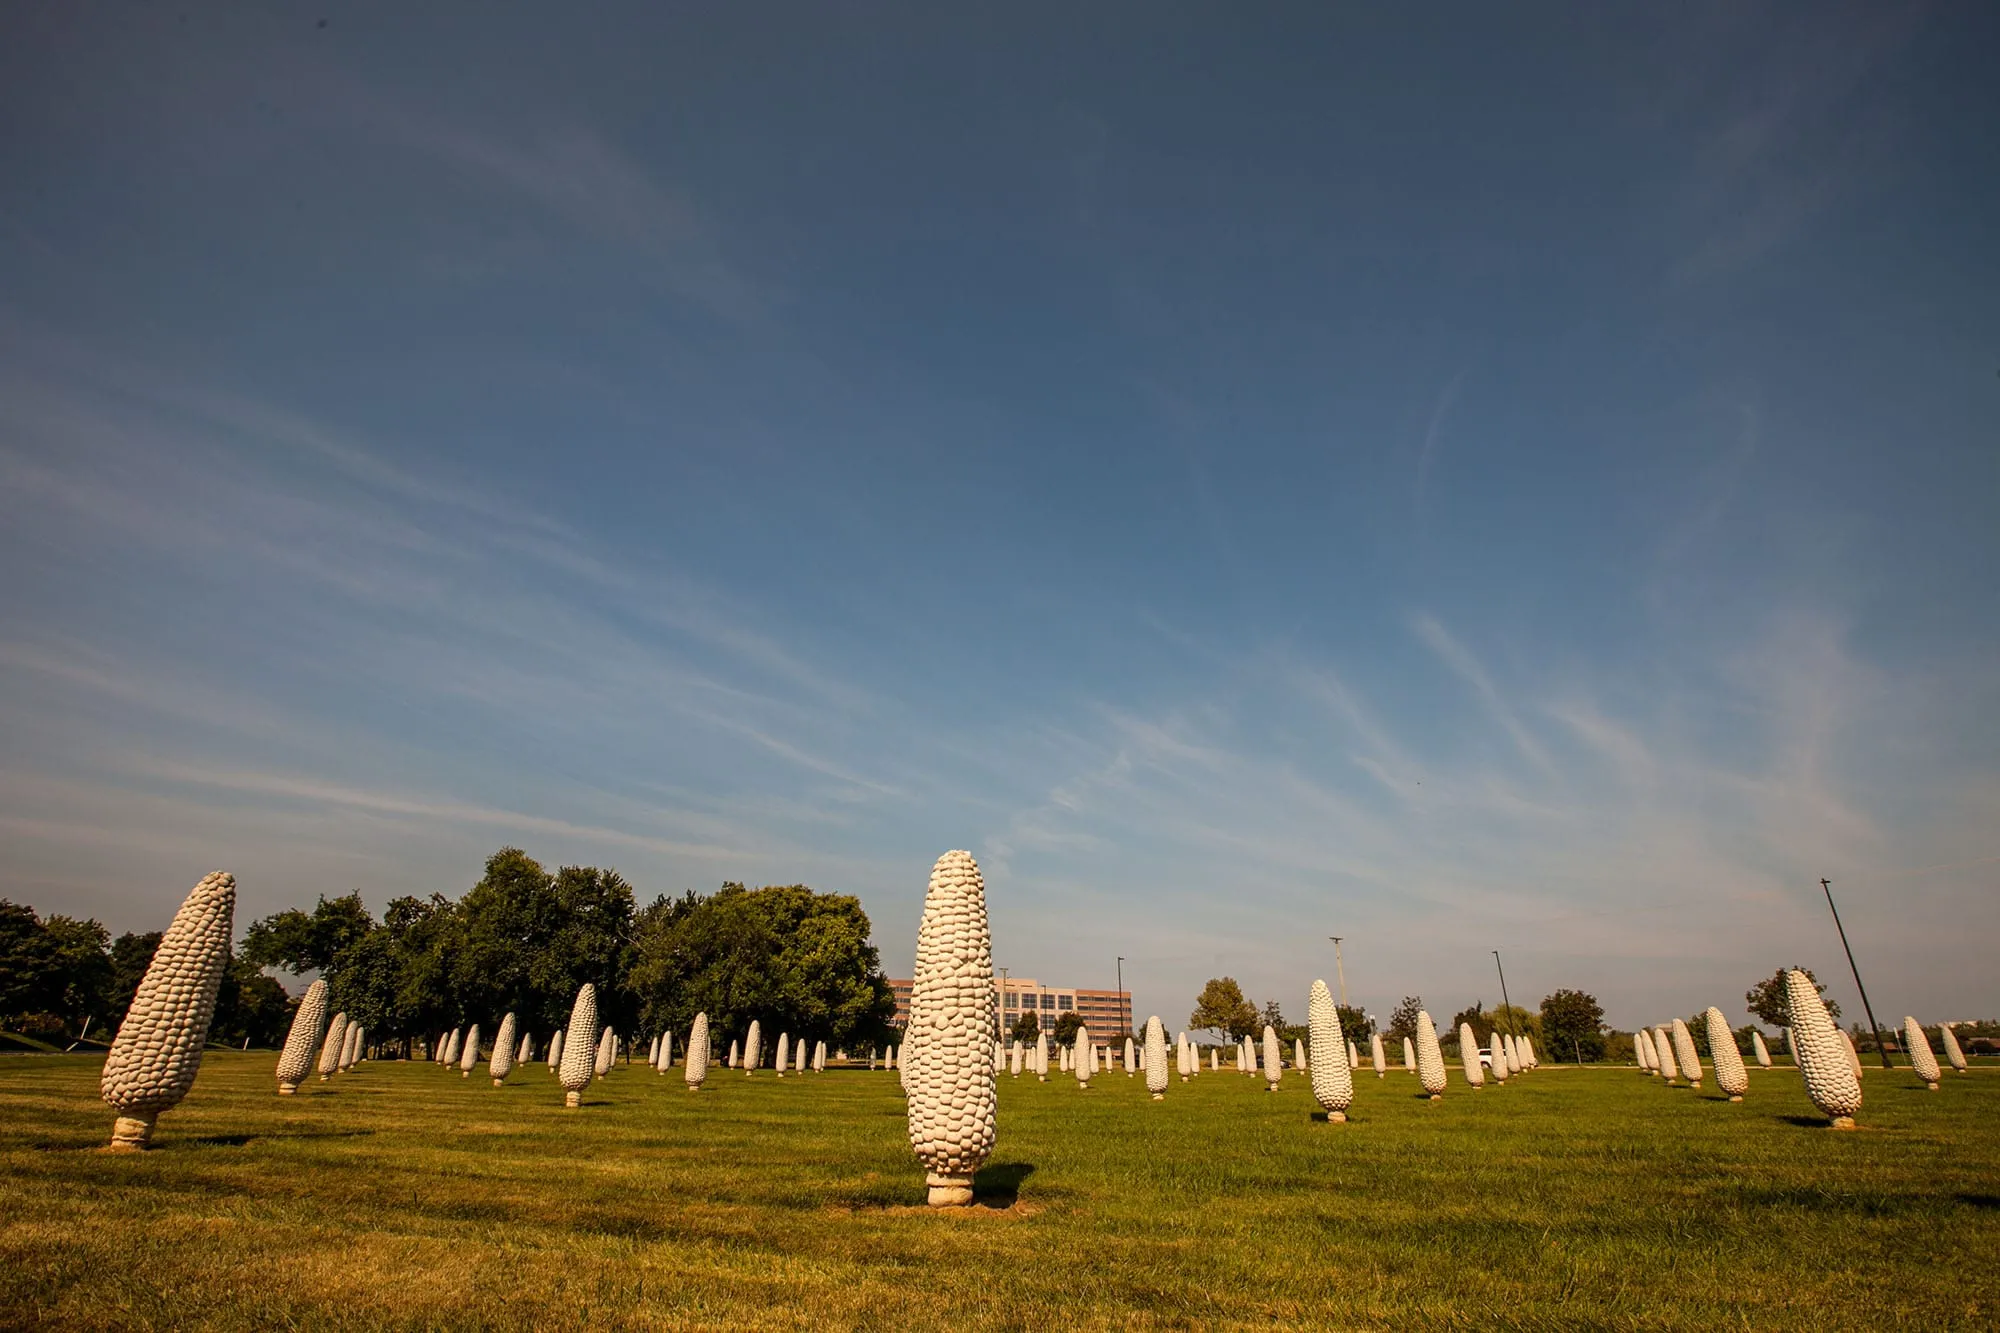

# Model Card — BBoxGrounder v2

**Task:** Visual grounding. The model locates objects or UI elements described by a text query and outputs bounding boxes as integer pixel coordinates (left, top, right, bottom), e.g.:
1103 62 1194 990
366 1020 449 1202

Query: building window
1005 994 1018 1009
1040 995 1054 1010
1059 996 1073 1009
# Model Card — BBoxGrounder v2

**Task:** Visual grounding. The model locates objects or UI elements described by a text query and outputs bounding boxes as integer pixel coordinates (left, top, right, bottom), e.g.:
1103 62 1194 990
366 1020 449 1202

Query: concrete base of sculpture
565 1091 581 1108
278 1082 298 1096
107 1113 156 1151
1328 1111 1347 1123
461 1070 469 1078
1729 1095 1743 1103
1152 1092 1164 1100
1927 1082 1939 1091
320 1073 330 1081
1831 1115 1856 1130
1690 1081 1702 1091
492 1078 504 1087
1429 1094 1442 1101
926 1173 974 1207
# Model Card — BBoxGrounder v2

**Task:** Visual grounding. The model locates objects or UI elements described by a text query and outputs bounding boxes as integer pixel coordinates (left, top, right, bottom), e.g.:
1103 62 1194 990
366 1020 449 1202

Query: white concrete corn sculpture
1940 1023 1966 1074
1010 1041 1022 1077
559 985 598 1108
1750 1030 1771 1068
1459 1023 1485 1089
319 1013 349 1082
1636 1027 1655 1072
1653 1027 1678 1082
1308 980 1354 1121
776 1033 790 1078
1522 1035 1537 1069
815 1040 827 1072
905 850 997 1208
1348 1041 1359 1071
548 1029 564 1073
1787 968 1861 1128
1263 1026 1282 1092
1670 1019 1701 1090
1904 1017 1940 1090
275 978 329 1096
1415 1010 1447 1099
594 1027 614 1077
1144 1015 1168 1099
100 872 235 1150
458 1023 481 1078
1295 1038 1307 1073
1705 1007 1747 1101
518 1032 533 1064
338 1024 358 1072
490 1014 518 1086
442 1028 461 1068
656 1031 672 1073
1402 1037 1415 1072
1124 1036 1135 1077
685 1012 709 1090
745 1021 762 1075
1840 1029 1864 1080
1036 1032 1049 1082
1074 1024 1092 1087
1371 1033 1386 1078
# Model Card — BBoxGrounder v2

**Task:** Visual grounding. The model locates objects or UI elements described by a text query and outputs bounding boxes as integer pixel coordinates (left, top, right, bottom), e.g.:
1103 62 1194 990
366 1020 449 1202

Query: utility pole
1116 957 1127 1039
1492 950 1515 1035
997 966 1009 1041
1820 878 1893 1068
1329 937 1348 1009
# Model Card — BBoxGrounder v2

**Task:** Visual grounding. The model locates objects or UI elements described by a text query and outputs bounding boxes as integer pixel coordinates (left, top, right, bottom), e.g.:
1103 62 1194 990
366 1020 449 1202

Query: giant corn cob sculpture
275 978 329 1096
1402 1037 1414 1071
548 1029 564 1073
1839 1029 1864 1080
1787 969 1861 1128
905 850 997 1208
459 1023 482 1078
338 1024 359 1072
1670 1019 1701 1091
1263 1026 1282 1092
319 1013 349 1082
1750 1030 1771 1068
1940 1023 1967 1074
1459 1023 1485 1088
815 1040 827 1073
745 1021 762 1075
1036 1032 1049 1082
1308 980 1354 1121
1348 1041 1359 1070
1075 1025 1093 1087
1904 1017 1940 1089
1636 1027 1655 1072
1370 1033 1385 1077
595 1027 615 1077
776 1033 790 1078
1415 1010 1447 1099
1145 1015 1168 1099
1125 1036 1135 1077
442 1028 462 1067
1295 1038 1307 1074
559 985 598 1107
101 872 236 1149
491 1014 518 1086
685 1012 709 1090
1653 1027 1678 1082
1705 1007 1747 1101
1010 1041 1023 1077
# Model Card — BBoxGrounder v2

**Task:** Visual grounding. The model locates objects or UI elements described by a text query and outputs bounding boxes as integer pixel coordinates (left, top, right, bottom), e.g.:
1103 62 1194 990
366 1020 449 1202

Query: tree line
4 847 898 1058
243 848 899 1057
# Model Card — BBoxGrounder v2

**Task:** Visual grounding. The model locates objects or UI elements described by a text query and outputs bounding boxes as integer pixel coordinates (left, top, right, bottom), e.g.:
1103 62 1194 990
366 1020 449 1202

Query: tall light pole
1329 937 1348 1009
1492 950 1514 1035
997 966 1009 1041
1116 956 1127 1038
1820 878 1893 1068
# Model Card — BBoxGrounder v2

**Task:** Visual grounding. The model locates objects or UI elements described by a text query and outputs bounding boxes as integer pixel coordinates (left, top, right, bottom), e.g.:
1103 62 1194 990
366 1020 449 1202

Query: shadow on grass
1959 1194 2000 1210
973 1161 1035 1207
1778 1115 1835 1129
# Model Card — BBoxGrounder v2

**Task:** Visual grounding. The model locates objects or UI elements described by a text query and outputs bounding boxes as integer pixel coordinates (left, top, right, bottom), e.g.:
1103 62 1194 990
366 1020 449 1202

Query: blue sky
3 3 1996 1031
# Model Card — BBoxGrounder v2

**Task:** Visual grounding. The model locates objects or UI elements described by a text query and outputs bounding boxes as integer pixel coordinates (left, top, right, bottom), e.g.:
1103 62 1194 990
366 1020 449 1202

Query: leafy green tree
1336 1005 1374 1046
1385 996 1423 1042
38 915 114 1027
1745 966 1838 1029
1539 988 1606 1063
1008 1011 1040 1044
242 893 374 975
0 901 45 1023
107 931 162 1032
1190 977 1258 1040
212 955 293 1048
627 882 894 1054
1051 1011 1083 1046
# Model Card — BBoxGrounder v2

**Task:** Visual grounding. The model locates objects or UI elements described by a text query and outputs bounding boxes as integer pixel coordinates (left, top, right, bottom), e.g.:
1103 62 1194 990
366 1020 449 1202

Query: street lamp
1820 878 1892 1068
1329 937 1348 1009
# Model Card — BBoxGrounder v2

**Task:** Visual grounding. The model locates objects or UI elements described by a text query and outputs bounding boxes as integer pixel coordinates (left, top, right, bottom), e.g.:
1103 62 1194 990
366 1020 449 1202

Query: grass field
1 1053 1995 1330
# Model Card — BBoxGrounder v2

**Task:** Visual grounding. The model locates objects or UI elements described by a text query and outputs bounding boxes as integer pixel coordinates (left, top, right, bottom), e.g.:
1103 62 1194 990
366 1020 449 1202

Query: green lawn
1 1053 1994 1330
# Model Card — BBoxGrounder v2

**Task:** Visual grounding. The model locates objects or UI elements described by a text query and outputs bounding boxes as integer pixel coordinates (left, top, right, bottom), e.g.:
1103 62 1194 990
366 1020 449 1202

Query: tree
107 931 162 1032
1336 1005 1374 1046
1745 966 1839 1029
1190 977 1258 1040
1539 988 1606 1063
241 892 374 975
626 881 895 1053
211 955 294 1048
1385 996 1423 1042
1008 1011 1040 1044
1260 999 1288 1033
1448 1000 1487 1036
